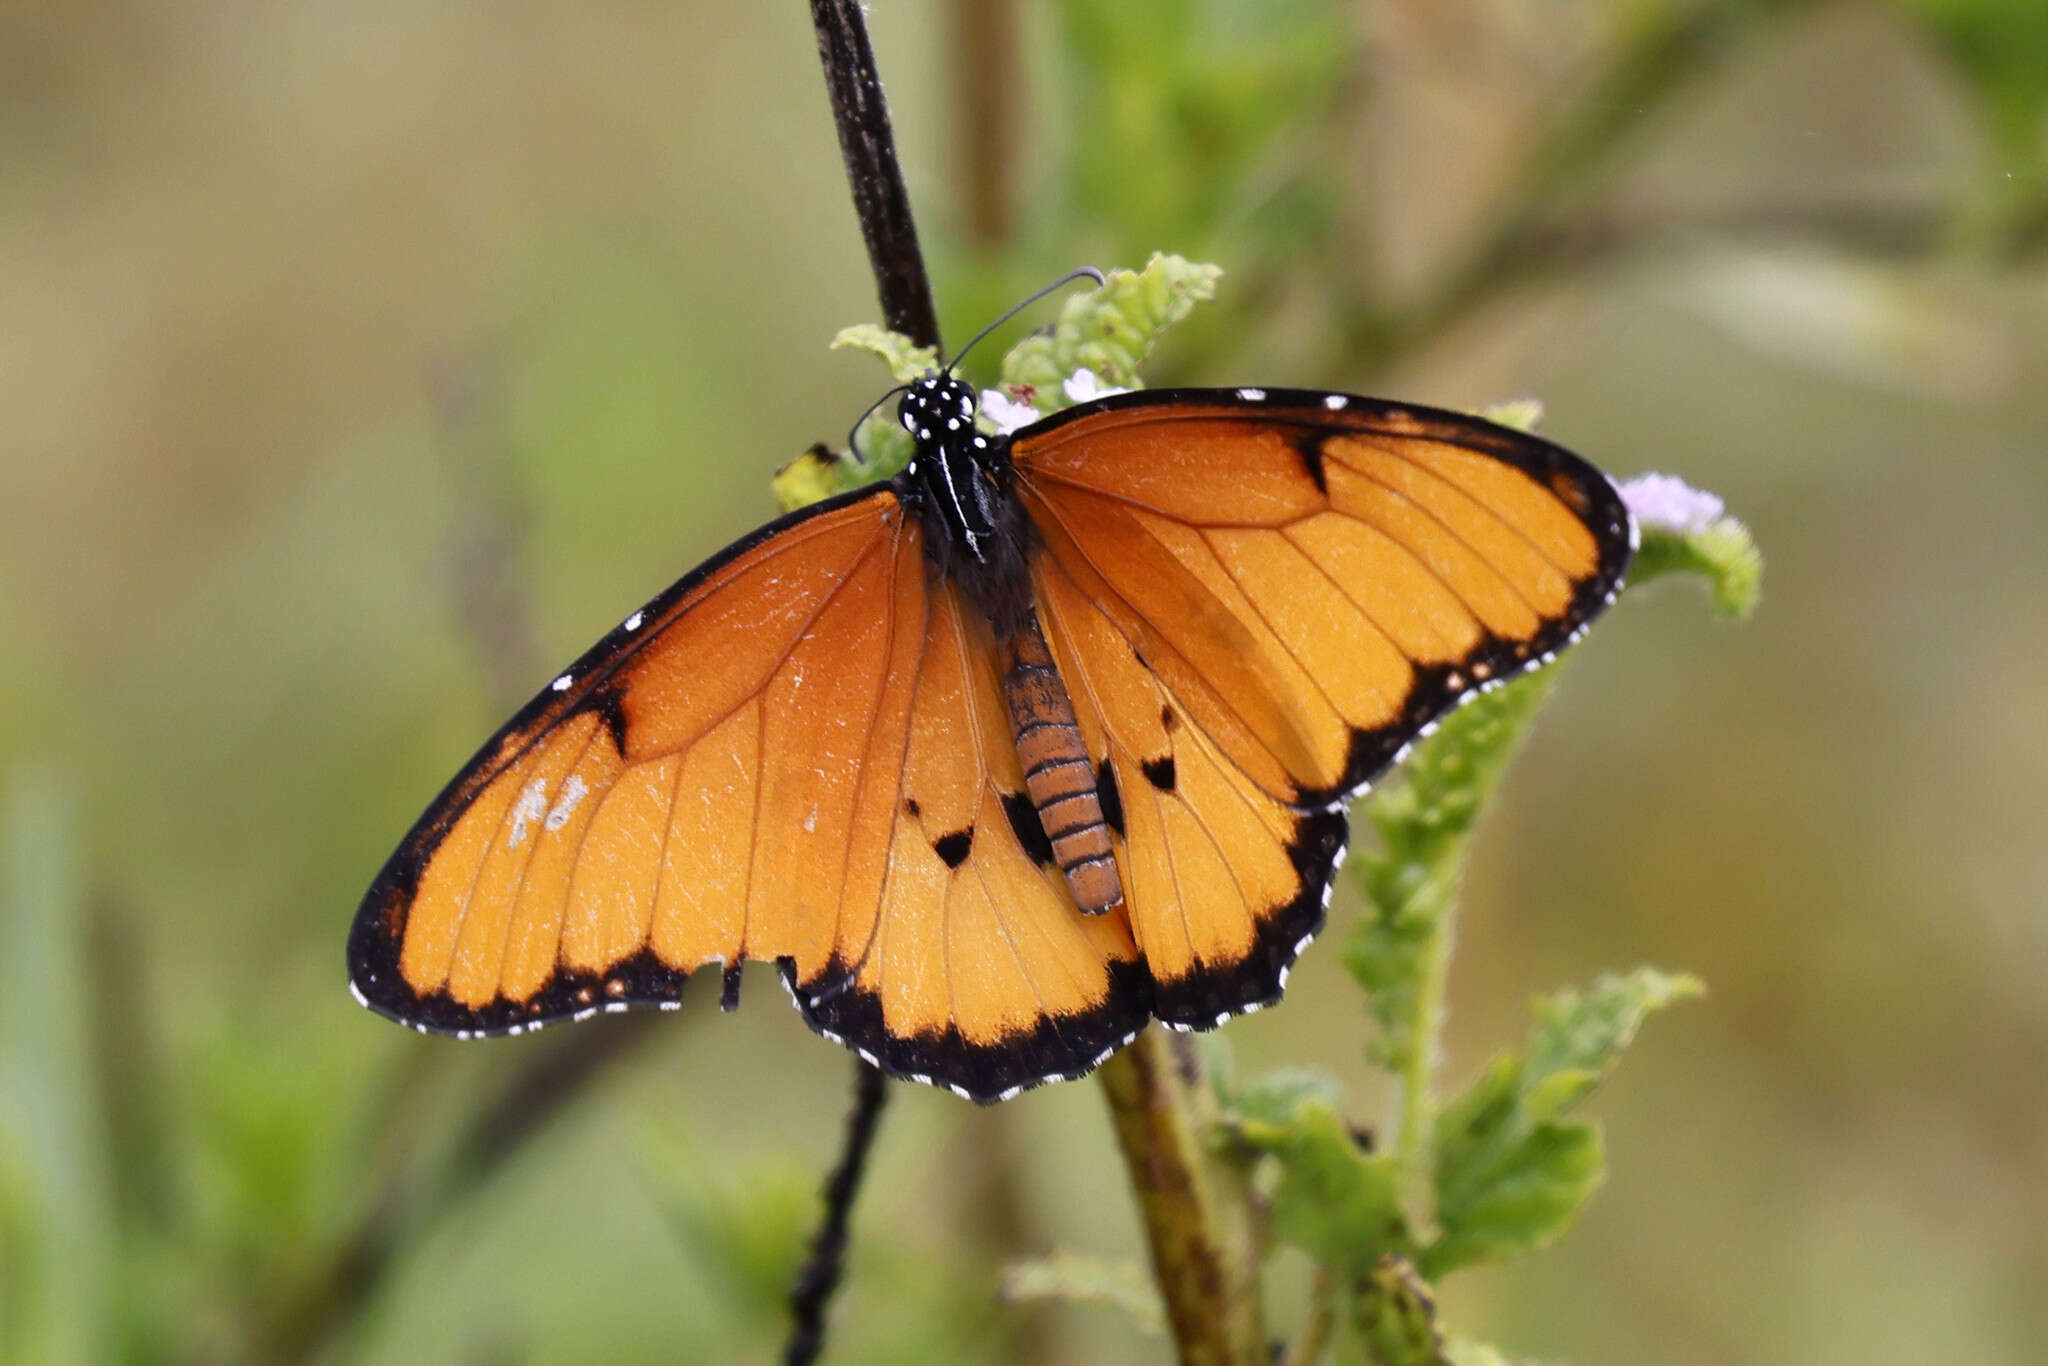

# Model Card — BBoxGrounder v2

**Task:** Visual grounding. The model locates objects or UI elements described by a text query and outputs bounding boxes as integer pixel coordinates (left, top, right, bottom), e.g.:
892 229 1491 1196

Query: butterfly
349 364 1634 1102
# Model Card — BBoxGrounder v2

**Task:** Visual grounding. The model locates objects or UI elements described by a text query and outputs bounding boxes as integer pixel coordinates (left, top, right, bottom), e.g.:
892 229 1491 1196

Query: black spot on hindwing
1001 791 1054 866
933 827 974 869
1141 755 1177 792
1097 757 1125 837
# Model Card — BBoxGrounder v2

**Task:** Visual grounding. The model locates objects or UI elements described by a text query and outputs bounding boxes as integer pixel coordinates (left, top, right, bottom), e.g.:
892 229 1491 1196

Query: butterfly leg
1001 614 1125 915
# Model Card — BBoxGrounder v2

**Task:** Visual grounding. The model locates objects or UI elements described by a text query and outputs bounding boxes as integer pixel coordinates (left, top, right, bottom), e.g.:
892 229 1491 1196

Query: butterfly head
897 374 979 447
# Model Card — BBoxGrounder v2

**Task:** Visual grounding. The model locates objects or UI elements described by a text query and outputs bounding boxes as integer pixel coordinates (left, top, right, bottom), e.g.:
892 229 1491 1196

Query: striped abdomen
1000 615 1124 915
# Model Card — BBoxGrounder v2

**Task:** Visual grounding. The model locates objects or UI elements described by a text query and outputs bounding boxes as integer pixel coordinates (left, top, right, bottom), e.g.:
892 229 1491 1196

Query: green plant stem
1394 896 1453 1195
1097 1029 1266 1366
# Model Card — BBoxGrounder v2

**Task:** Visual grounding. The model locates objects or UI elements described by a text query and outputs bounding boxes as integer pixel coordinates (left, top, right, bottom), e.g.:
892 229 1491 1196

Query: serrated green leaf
1000 253 1223 398
1425 1121 1603 1277
1425 969 1700 1276
1238 1100 1409 1271
1000 1250 1166 1336
1215 1067 1343 1130
830 323 939 384
1521 969 1706 1123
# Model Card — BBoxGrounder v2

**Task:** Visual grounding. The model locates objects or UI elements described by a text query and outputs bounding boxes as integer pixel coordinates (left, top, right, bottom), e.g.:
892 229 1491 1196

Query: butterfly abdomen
1001 616 1124 915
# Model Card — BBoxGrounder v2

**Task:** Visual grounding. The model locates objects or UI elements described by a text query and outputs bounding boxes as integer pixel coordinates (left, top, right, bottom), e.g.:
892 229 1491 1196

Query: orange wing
349 485 1148 1100
1011 388 1633 1027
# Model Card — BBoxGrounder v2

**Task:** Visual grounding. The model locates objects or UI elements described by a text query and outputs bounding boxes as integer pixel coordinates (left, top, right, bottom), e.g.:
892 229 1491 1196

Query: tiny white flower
1063 367 1130 405
1619 472 1726 534
980 388 1040 435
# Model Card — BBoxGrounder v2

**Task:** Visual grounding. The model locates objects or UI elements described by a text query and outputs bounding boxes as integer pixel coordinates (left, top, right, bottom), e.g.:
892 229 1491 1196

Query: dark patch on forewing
1141 755 1177 792
1291 429 1329 495
903 796 922 817
1097 757 1125 837
578 685 631 755
934 827 974 869
783 955 1156 1104
1001 791 1054 867
720 964 743 1012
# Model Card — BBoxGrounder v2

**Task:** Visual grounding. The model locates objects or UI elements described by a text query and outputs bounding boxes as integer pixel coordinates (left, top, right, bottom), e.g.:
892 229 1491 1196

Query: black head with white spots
897 374 979 447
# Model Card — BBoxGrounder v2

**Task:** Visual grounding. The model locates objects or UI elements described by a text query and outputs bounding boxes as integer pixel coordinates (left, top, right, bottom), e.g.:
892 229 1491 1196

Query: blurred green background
3 1 2044 1362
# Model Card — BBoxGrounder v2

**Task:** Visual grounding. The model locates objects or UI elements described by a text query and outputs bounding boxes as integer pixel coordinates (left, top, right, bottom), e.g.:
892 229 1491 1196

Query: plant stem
1394 881 1454 1212
811 0 942 346
785 1061 891 1366
1097 1029 1267 1366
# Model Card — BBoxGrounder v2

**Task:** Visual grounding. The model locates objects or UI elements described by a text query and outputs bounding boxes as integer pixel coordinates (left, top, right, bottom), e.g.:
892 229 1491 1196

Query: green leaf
1424 969 1702 1276
1237 1100 1409 1272
1521 969 1706 1123
1216 1066 1343 1130
1000 1250 1166 1336
1426 1120 1603 1278
999 253 1223 398
1353 1254 1452 1366
829 323 939 384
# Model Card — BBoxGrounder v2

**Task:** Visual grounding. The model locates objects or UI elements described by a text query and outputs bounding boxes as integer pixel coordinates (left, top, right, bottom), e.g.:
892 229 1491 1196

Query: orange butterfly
349 377 1633 1101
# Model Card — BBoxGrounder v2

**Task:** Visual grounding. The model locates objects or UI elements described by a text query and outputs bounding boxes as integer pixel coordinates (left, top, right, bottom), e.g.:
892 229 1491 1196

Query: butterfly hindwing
788 580 1150 1100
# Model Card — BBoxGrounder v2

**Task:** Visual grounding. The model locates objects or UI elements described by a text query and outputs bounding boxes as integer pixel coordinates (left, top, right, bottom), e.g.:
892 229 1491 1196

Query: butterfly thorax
896 375 1035 636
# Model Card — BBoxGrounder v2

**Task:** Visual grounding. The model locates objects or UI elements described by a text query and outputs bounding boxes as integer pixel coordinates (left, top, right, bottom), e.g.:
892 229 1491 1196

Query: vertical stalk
1097 1030 1267 1366
1395 895 1453 1182
810 0 942 346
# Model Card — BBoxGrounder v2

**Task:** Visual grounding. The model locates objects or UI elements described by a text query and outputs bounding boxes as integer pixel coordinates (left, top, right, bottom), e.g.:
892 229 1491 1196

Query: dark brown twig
778 4 940 1361
784 1060 892 1366
812 0 943 347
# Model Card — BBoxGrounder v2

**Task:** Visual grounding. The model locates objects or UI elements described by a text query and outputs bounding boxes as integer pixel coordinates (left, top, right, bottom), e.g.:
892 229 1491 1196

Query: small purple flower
1619 472 1726 534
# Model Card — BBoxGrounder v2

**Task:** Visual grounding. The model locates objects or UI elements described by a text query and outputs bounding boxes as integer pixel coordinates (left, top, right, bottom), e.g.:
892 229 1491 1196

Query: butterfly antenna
943 266 1106 375
845 382 912 461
